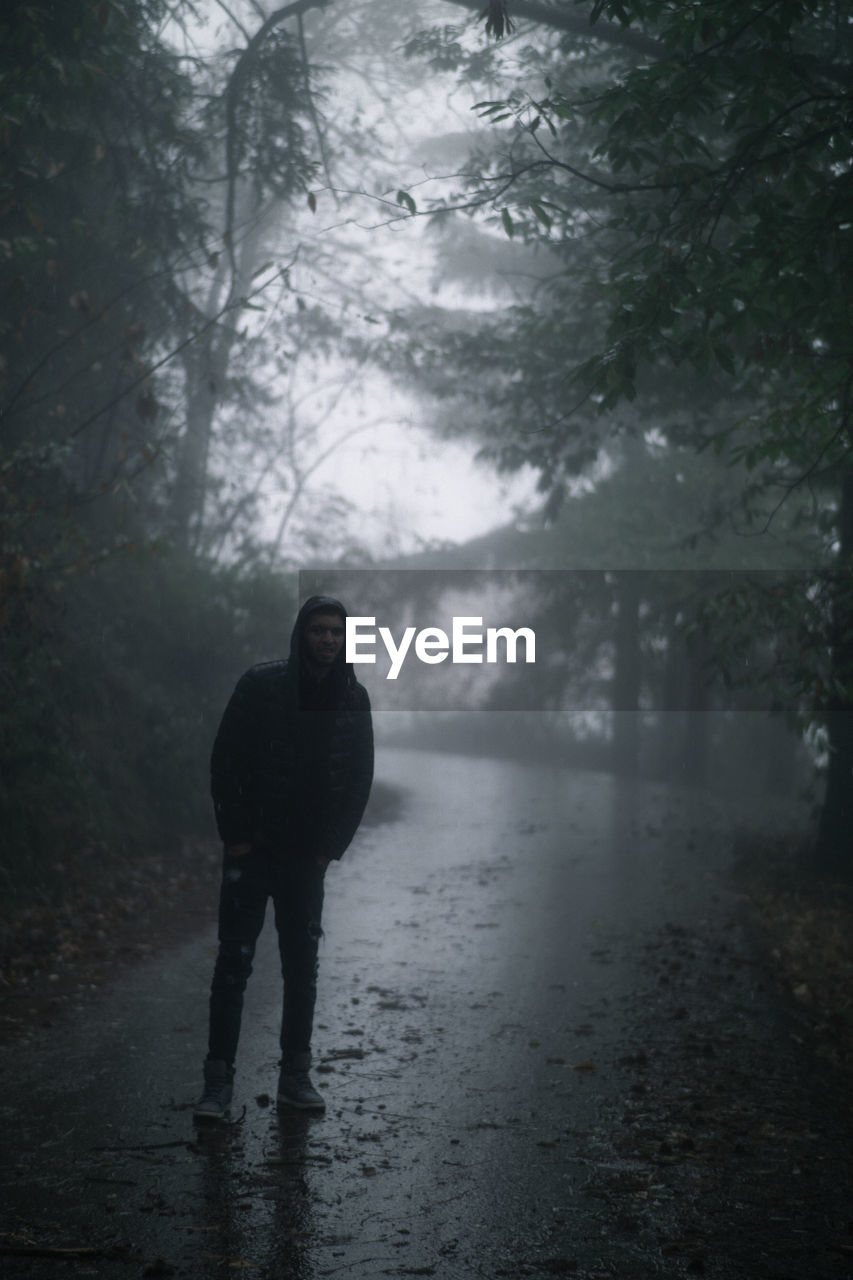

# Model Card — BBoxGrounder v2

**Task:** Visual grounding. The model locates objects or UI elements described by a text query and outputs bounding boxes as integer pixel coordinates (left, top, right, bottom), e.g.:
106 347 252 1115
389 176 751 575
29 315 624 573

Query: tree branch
442 0 849 86
297 10 335 198
440 0 663 59
63 268 289 445
223 0 331 277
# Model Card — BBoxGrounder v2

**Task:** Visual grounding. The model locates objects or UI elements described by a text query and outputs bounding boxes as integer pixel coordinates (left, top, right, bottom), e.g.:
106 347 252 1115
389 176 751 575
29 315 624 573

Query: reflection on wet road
0 749 790 1277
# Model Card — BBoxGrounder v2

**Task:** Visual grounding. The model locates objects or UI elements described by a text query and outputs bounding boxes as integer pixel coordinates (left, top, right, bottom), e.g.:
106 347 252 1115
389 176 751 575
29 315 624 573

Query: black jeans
206 846 326 1069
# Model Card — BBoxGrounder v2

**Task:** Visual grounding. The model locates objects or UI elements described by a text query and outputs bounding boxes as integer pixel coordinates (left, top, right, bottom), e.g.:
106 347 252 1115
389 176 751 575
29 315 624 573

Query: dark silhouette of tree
385 0 852 869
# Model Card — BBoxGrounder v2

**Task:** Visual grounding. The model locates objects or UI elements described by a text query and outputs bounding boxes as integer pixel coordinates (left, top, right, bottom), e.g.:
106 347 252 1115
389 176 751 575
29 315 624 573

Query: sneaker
277 1062 325 1112
193 1058 234 1121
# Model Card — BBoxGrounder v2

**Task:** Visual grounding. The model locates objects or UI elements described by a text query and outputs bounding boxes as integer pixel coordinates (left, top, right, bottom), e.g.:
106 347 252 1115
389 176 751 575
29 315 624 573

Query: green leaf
396 190 417 216
501 207 515 239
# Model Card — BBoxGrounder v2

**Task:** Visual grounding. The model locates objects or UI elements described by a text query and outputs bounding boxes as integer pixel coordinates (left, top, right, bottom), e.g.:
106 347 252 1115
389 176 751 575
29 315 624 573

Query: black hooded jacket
210 596 373 860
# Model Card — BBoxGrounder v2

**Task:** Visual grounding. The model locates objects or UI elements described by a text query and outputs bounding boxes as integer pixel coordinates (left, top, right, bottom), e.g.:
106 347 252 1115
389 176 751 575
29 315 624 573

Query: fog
3 0 843 960
2 2 850 1272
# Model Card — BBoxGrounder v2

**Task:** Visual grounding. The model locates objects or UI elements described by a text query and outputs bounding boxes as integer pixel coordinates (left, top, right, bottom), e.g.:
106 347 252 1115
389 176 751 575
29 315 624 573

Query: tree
161 0 467 561
0 0 505 899
1 1 205 543
0 0 335 897
384 0 852 868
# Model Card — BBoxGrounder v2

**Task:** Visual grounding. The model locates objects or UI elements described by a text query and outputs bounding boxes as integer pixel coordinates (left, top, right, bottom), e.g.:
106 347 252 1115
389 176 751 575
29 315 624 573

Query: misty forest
3 0 850 896
4 2 853 1276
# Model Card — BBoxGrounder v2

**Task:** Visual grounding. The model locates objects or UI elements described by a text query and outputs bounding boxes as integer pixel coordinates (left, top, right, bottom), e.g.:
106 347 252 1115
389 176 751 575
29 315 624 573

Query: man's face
303 611 345 672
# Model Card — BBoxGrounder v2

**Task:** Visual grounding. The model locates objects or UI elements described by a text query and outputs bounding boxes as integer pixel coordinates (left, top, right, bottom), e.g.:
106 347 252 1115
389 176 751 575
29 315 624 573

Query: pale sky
178 1 543 560
317 417 539 555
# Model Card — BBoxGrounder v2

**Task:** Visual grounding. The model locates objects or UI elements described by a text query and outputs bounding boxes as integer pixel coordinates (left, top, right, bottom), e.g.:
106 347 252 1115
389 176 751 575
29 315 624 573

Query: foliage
1 0 204 584
4 0 851 895
0 0 332 905
560 3 849 483
375 0 853 863
0 543 297 909
397 2 851 499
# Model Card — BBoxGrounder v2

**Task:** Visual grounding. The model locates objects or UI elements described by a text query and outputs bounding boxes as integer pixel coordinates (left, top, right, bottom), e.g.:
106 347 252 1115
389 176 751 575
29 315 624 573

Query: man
194 595 373 1120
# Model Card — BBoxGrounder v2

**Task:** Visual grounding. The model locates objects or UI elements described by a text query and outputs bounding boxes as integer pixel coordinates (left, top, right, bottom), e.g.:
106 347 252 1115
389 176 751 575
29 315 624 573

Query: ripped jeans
206 846 326 1069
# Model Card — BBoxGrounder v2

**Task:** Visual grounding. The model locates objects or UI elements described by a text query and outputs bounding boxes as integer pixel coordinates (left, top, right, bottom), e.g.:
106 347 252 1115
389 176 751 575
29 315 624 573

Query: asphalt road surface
1 748 849 1279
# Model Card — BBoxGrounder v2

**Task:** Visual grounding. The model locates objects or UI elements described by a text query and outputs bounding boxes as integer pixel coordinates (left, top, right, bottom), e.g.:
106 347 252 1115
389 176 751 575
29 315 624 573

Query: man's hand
226 842 252 857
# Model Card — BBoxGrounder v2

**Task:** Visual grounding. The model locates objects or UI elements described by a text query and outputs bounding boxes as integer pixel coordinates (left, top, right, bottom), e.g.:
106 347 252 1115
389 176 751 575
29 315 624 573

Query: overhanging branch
440 0 663 59
224 0 331 277
442 0 849 86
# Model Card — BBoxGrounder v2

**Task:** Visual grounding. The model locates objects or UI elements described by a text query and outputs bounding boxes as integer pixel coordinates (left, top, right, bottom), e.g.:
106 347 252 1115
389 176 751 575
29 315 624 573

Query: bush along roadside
733 830 853 1077
0 545 297 914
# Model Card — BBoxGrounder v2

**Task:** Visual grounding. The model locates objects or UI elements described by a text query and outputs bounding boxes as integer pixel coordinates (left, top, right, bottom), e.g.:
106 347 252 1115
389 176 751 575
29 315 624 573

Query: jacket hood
289 594 352 686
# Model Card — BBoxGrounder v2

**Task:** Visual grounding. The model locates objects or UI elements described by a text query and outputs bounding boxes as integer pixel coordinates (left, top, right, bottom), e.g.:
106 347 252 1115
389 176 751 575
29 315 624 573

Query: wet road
0 748 824 1277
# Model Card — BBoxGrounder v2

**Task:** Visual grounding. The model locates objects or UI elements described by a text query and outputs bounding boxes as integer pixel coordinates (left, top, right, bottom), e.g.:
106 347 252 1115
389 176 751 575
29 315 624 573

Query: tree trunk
171 338 219 549
815 467 853 874
170 198 266 551
659 610 688 783
681 636 711 787
612 572 641 777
